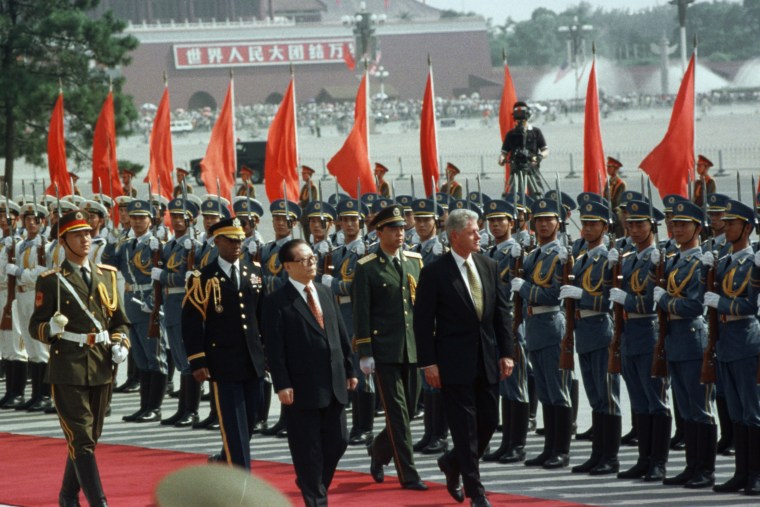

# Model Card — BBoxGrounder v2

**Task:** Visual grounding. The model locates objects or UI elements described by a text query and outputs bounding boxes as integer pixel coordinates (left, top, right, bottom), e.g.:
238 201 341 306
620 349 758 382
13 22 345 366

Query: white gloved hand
5 263 19 277
702 251 716 268
609 288 628 305
510 243 522 259
559 285 583 300
704 291 720 309
480 234 490 248
49 312 68 336
607 248 620 267
650 248 661 265
653 286 666 303
510 277 525 293
185 271 194 282
3 237 13 249
353 243 366 257
498 154 507 166
150 267 163 282
140 301 153 313
316 241 330 255
148 237 160 251
321 274 334 288
107 230 119 245
247 241 258 256
432 241 443 255
754 250 760 268
111 344 129 364
360 357 375 376
182 238 193 250
558 246 569 263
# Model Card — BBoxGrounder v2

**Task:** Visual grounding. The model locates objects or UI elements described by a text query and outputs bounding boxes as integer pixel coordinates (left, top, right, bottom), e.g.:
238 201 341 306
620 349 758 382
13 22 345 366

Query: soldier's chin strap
61 235 88 261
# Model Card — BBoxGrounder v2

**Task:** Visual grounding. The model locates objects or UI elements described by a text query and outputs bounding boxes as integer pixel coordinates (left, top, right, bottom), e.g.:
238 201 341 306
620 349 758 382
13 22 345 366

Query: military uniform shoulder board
358 253 377 265
404 251 422 259
40 267 61 278
621 251 634 258
97 264 117 272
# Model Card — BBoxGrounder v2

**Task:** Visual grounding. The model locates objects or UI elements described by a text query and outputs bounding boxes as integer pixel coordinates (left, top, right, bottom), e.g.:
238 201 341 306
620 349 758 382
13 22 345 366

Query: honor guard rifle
31 183 45 267
181 178 195 272
510 180 524 366
0 186 15 330
607 178 624 375
649 180 668 378
147 180 163 339
701 176 718 384
557 174 575 371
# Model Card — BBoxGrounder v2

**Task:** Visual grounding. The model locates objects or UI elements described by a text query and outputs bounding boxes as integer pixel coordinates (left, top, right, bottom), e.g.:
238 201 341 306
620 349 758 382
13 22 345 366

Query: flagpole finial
289 62 294 77
57 77 63 95
108 75 113 92
592 41 596 56
163 71 168 86
693 33 698 48
502 47 507 65
363 57 369 71
427 53 432 67
229 68 234 80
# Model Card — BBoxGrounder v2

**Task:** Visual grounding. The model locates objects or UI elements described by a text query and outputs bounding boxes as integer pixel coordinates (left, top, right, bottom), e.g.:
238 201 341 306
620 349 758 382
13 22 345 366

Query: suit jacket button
212 343 216 347
239 303 244 308
239 292 243 297
241 314 246 319
243 324 248 330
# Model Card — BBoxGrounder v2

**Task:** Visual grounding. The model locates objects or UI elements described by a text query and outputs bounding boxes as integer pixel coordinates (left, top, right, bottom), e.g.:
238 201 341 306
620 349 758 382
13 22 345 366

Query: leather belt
626 312 656 320
578 310 607 319
125 283 152 292
338 296 351 304
528 305 560 316
720 315 752 323
60 331 110 347
166 287 185 295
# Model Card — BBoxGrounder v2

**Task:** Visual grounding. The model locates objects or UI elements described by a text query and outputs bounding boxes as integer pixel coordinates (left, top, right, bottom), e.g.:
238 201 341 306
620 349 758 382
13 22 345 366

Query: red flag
583 60 607 194
343 43 356 71
145 86 174 201
264 78 300 202
46 94 71 196
640 54 696 199
420 67 439 197
327 73 375 198
92 91 124 197
498 59 518 190
201 80 237 202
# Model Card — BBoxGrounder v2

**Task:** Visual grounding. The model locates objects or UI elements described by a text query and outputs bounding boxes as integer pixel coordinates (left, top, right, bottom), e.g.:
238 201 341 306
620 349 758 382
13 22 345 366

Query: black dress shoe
470 495 491 507
261 419 285 436
207 453 225 463
206 420 220 430
499 447 526 464
174 412 199 428
276 428 288 438
422 437 448 454
684 470 715 489
401 480 428 491
367 445 384 483
193 412 218 429
135 409 161 423
437 455 464 503
643 464 666 482
116 379 140 393
543 453 569 469
252 421 267 434
122 409 147 422
349 431 373 446
28 396 52 412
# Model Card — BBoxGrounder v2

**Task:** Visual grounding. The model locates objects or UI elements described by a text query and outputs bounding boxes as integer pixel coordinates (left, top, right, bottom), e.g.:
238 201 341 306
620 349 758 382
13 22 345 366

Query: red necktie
304 285 324 329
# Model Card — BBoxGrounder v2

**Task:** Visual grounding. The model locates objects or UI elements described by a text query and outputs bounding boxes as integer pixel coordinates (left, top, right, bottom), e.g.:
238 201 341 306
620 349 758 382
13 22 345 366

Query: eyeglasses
290 255 317 266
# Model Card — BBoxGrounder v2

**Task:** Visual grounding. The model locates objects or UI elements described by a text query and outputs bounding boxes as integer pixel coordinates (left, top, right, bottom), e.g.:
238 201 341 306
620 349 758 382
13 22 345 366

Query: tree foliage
487 1 760 66
0 0 138 190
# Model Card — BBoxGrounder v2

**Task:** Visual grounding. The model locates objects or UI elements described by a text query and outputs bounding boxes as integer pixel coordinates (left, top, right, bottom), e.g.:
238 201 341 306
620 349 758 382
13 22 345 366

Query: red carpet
0 433 585 506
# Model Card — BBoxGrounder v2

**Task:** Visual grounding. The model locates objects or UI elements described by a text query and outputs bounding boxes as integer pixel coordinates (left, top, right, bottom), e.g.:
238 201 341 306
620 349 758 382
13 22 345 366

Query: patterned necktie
304 285 324 328
80 266 91 288
230 264 239 290
465 260 483 320
393 256 403 278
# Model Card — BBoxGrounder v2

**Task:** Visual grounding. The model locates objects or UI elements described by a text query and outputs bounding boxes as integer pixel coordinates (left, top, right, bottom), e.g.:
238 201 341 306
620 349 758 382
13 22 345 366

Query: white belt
126 283 152 292
720 315 753 323
60 331 110 347
338 295 351 304
529 305 560 315
579 310 607 319
626 312 656 319
166 287 185 295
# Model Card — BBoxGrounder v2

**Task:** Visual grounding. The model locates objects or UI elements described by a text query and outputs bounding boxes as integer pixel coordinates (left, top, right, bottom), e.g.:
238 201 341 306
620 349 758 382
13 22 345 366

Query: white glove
559 285 583 300
653 286 666 303
316 241 330 255
49 312 68 336
148 237 160 251
185 271 194 282
5 263 19 277
247 241 258 256
353 243 366 257
607 248 620 267
182 238 193 250
140 301 153 313
558 246 569 263
650 248 661 265
150 267 163 282
754 250 760 268
480 234 490 248
704 291 720 309
609 288 628 305
107 230 120 245
432 241 443 255
510 243 522 259
510 277 525 293
321 274 334 288
3 237 12 249
498 154 507 166
702 251 716 268
111 344 129 364
360 357 375 376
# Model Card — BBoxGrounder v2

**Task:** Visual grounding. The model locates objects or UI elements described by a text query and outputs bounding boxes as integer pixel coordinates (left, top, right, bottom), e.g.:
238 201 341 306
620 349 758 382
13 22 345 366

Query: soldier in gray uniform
233 197 264 265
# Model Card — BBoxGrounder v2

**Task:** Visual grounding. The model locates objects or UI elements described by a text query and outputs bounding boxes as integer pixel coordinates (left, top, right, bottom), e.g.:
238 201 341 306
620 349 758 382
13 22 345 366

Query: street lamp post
375 65 389 100
557 16 593 101
341 1 386 63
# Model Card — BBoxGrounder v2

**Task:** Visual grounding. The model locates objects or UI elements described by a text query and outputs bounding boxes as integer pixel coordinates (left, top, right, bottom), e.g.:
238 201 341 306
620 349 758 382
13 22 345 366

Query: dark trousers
440 374 499 499
213 378 260 469
372 362 421 484
53 383 112 458
286 398 348 507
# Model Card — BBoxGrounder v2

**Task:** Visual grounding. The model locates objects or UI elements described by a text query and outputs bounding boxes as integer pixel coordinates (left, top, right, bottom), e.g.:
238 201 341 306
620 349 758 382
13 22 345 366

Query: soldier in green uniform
353 204 428 491
30 210 130 507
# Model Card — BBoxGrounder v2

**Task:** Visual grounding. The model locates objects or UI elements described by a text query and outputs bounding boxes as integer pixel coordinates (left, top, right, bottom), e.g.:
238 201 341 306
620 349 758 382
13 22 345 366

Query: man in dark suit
182 217 266 470
263 239 357 507
414 208 514 507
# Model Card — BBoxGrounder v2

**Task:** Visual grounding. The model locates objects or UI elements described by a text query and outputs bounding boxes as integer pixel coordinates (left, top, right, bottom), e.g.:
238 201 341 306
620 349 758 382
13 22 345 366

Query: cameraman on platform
499 102 549 196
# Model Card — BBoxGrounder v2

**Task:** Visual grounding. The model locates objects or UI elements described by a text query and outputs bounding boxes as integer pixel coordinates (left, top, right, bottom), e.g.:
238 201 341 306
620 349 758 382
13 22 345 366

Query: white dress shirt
451 249 482 305
289 278 323 315
217 256 241 287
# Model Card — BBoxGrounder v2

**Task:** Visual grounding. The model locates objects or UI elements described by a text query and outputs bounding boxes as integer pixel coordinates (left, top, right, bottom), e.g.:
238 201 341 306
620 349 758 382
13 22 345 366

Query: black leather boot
543 405 571 469
483 397 510 461
161 373 189 425
715 395 734 456
685 422 716 489
135 371 166 423
570 379 579 436
175 375 201 427
525 404 554 466
500 401 529 464
745 425 760 496
618 413 650 479
413 391 433 452
348 390 373 445
527 374 537 432
28 363 52 412
58 456 81 507
122 370 150 422
0 359 11 407
669 399 685 451
193 386 219 430
714 423 747 493
422 391 448 454
114 354 139 393
663 421 696 485
572 411 602 473
17 361 41 410
73 454 107 507
643 413 671 482
590 413 621 475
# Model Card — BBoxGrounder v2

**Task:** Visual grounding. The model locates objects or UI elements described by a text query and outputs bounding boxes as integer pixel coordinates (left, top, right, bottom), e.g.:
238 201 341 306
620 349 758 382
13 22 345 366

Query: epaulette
97 264 117 272
358 253 377 265
40 267 60 278
404 251 422 259
621 251 634 258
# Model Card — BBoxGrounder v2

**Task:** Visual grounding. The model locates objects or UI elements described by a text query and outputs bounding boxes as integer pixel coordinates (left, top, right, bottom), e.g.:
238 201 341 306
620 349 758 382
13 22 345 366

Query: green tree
0 1 138 195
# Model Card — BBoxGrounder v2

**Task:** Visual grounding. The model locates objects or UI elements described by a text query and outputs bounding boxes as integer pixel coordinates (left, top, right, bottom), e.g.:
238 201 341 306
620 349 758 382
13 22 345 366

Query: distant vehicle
191 141 267 186
170 120 194 134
